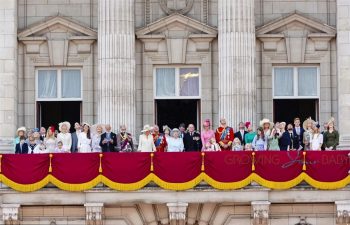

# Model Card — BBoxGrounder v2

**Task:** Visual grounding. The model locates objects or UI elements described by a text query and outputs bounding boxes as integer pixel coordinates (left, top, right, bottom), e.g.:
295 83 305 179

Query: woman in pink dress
201 119 215 151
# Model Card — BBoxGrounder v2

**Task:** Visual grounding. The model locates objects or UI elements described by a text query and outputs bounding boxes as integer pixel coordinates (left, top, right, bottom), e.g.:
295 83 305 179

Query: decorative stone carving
167 203 188 222
251 201 270 225
84 203 104 225
1 204 20 225
159 0 194 15
336 201 350 224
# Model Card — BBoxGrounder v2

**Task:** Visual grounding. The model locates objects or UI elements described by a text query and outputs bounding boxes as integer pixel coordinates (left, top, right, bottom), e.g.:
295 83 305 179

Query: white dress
78 132 92 153
137 134 156 152
44 138 56 153
57 132 72 150
167 137 184 152
92 134 102 153
311 133 323 150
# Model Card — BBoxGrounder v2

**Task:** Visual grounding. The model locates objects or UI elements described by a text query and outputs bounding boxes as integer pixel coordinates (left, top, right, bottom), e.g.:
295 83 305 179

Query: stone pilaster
335 200 350 225
218 0 256 128
84 203 104 225
0 0 17 153
98 0 136 135
337 0 350 149
1 204 20 225
167 202 188 225
251 201 270 225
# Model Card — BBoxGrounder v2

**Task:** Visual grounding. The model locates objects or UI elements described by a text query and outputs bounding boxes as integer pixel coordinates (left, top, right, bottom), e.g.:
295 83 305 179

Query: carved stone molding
159 0 194 15
335 200 350 224
251 201 270 225
1 204 20 225
84 203 104 225
167 203 188 222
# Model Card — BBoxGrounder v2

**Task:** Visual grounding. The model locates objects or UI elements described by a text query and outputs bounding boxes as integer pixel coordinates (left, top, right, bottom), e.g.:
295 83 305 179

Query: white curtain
179 68 199 96
38 70 57 98
156 68 176 97
62 70 81 98
298 67 317 96
274 68 294 96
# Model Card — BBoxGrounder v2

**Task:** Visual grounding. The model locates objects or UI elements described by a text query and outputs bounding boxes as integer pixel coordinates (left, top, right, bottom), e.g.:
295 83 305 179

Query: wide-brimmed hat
59 121 71 132
141 125 153 133
327 117 335 127
259 118 274 128
163 125 171 132
303 117 315 130
170 128 180 136
82 122 91 127
91 124 105 135
16 127 26 135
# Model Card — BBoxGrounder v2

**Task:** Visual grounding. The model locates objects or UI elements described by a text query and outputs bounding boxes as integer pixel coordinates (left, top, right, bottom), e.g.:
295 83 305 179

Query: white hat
59 121 71 132
141 125 153 133
82 122 91 127
16 127 26 135
259 118 274 128
303 117 315 130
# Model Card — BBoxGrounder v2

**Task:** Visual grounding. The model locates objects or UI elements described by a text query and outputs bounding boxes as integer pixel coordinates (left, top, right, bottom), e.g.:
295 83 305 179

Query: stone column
337 0 350 149
84 203 104 225
1 204 20 225
218 0 256 128
251 201 270 225
0 0 17 153
98 0 136 135
167 202 188 225
335 200 350 224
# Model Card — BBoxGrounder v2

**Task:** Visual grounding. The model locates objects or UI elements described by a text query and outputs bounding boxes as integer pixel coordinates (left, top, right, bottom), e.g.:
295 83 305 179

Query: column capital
1 204 20 224
166 202 188 221
251 201 270 225
335 200 350 224
84 203 104 225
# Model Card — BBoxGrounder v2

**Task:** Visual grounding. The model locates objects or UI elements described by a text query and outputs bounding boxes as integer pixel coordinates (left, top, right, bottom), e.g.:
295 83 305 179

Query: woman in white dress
138 125 156 152
311 124 323 151
303 118 315 150
57 121 72 151
91 124 103 153
44 126 56 153
167 128 184 152
78 123 92 153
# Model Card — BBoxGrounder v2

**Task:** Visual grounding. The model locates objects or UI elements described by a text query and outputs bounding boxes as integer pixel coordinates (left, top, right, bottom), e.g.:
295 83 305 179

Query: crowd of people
14 116 339 154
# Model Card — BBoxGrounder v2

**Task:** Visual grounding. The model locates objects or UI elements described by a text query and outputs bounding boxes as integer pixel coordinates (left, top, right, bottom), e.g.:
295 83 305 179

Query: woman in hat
91 124 104 153
167 128 184 152
44 126 57 153
57 121 72 151
201 119 215 151
323 118 339 150
138 125 156 152
278 122 291 151
163 125 171 140
303 118 315 150
244 122 256 145
15 127 27 145
311 123 323 150
78 123 92 153
268 127 280 151
260 119 273 137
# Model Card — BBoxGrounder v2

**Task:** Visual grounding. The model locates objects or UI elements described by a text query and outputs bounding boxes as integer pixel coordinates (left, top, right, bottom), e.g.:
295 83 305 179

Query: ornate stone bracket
1 204 20 225
251 201 270 225
335 200 350 224
84 203 104 225
159 0 194 15
167 202 188 222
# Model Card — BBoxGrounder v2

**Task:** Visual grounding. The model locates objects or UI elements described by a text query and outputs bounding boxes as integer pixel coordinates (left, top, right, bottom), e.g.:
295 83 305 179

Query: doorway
155 99 200 130
37 101 81 132
273 99 318 124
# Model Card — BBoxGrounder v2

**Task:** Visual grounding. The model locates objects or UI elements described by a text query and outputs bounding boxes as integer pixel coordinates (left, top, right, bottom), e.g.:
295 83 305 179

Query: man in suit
100 124 117 152
39 127 46 141
234 122 248 146
292 118 305 150
15 136 29 154
183 124 202 152
71 122 81 153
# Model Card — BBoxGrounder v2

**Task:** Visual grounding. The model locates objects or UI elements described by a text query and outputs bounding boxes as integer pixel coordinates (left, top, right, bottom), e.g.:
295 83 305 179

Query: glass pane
298 67 318 96
179 68 199 96
156 68 176 97
62 70 82 98
38 70 57 98
274 68 294 96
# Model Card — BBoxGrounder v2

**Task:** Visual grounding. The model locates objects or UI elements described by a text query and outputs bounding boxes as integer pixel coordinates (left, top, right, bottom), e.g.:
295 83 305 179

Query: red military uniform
215 126 234 150
153 132 167 152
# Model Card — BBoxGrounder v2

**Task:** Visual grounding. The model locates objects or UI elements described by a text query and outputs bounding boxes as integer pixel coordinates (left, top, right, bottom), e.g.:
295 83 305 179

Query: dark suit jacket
71 132 79 153
279 131 292 151
183 132 202 152
292 127 305 150
234 130 248 145
15 143 29 154
100 132 117 152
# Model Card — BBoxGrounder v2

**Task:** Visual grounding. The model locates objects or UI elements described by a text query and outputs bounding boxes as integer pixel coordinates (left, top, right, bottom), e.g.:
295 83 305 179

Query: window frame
272 66 320 99
153 66 201 100
35 68 83 101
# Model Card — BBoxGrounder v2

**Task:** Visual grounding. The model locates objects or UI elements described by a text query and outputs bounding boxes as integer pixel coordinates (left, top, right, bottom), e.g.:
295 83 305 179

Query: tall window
273 66 319 98
36 69 82 101
154 67 200 99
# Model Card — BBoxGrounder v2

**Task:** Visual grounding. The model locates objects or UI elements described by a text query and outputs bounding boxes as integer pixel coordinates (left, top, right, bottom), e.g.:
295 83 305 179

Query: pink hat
203 119 211 127
245 121 251 129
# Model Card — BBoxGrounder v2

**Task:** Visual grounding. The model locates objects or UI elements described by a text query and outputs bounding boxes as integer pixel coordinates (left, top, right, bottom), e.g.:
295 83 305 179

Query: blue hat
33 128 39 132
